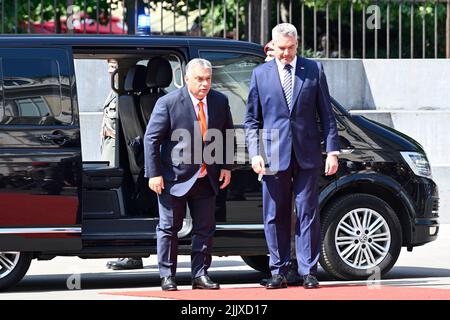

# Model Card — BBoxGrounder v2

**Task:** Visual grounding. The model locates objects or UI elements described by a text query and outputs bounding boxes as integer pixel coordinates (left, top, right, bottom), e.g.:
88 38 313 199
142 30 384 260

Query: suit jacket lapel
290 57 307 114
181 86 202 132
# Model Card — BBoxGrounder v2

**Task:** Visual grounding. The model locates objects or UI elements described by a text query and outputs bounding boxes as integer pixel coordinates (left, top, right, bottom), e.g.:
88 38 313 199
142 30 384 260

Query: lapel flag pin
300 66 305 70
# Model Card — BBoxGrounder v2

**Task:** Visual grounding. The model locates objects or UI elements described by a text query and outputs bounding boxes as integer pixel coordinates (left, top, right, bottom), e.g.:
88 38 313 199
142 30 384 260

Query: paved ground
1 225 449 300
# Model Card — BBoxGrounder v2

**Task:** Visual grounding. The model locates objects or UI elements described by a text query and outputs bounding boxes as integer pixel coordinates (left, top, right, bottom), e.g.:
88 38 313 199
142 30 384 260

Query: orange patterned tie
197 101 207 175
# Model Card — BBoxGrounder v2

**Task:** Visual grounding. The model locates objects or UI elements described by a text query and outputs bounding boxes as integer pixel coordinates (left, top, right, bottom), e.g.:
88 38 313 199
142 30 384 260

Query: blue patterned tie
282 64 293 108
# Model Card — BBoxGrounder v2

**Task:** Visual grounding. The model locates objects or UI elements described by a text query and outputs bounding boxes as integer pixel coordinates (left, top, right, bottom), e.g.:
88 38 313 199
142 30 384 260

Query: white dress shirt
275 56 297 90
189 91 209 125
188 91 208 178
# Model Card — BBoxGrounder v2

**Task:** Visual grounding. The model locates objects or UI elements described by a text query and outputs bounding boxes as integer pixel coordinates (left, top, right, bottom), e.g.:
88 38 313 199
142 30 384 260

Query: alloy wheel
334 208 391 270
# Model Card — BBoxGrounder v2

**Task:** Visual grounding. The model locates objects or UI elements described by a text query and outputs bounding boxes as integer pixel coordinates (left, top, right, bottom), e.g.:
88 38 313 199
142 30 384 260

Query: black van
0 35 439 291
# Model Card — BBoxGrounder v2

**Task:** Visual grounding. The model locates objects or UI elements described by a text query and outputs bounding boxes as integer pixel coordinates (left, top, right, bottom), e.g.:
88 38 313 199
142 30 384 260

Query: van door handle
40 133 69 145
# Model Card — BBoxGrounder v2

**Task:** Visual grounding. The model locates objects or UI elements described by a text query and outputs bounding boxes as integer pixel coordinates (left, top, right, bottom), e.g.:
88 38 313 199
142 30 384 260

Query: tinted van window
0 56 71 125
199 51 264 125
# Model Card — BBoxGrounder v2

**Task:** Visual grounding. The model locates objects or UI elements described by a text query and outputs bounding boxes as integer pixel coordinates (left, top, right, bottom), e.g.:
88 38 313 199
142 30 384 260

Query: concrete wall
322 59 450 111
74 60 111 161
75 59 450 222
75 60 112 113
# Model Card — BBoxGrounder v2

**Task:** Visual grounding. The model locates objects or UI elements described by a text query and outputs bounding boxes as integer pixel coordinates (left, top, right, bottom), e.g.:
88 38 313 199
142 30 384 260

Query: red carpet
103 284 450 300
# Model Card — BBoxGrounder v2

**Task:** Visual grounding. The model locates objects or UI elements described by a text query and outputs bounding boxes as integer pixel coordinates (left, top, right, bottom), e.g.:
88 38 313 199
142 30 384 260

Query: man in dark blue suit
245 23 340 289
144 58 233 291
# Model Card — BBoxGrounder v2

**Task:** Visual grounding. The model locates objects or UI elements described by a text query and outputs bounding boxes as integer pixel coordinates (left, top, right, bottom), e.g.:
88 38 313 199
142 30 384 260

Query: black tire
320 193 402 280
0 252 32 291
241 255 270 274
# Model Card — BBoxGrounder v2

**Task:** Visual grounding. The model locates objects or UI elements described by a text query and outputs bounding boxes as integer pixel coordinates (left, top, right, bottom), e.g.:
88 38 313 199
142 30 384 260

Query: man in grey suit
144 58 233 291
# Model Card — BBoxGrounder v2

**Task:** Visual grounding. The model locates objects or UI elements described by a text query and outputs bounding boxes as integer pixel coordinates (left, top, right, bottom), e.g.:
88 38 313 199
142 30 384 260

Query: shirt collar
188 89 207 108
275 56 297 72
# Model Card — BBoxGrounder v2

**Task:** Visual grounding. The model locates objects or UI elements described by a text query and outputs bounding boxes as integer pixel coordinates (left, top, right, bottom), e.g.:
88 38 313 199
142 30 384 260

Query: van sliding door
0 47 82 251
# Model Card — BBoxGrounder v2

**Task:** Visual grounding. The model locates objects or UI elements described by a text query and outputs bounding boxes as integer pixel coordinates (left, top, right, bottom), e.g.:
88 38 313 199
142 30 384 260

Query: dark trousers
262 153 321 277
156 177 216 279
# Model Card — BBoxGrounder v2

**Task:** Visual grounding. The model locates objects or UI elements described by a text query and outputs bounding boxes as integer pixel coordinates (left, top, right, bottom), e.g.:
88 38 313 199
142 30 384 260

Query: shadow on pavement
9 269 265 293
5 264 450 294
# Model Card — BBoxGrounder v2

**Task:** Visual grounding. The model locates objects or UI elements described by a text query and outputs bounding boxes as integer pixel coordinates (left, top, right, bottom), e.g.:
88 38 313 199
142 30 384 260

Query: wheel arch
320 173 415 247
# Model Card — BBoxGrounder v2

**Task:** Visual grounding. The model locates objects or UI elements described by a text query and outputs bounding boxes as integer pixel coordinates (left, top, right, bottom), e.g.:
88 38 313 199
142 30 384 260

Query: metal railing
0 0 449 58
286 0 450 59
268 0 450 59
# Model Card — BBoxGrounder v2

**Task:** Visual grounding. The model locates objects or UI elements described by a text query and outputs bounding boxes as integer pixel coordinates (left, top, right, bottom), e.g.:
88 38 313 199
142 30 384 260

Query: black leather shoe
265 275 288 289
161 276 178 291
260 272 302 287
260 278 269 286
192 275 220 290
107 258 143 270
259 259 303 287
303 275 319 289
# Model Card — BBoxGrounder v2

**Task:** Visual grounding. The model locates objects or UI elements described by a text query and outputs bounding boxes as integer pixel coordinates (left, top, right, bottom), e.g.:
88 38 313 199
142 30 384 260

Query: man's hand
148 176 164 194
325 155 339 176
251 155 266 175
219 169 231 189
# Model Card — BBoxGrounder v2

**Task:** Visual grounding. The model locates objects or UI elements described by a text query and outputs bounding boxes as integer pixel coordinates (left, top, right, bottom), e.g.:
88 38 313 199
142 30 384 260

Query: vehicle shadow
7 259 262 293
383 266 450 281
9 270 264 293
5 264 450 294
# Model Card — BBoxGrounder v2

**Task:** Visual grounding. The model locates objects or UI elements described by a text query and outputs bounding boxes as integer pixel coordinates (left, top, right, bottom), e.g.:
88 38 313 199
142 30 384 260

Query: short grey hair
272 23 298 42
185 58 212 76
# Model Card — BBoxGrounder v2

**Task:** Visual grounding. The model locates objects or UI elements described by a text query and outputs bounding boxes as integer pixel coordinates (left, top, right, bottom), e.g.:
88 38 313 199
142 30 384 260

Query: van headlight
400 152 432 179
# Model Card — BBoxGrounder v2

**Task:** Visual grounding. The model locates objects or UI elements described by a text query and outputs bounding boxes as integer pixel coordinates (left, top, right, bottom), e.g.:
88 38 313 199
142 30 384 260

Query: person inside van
264 41 275 62
100 58 118 166
102 58 144 271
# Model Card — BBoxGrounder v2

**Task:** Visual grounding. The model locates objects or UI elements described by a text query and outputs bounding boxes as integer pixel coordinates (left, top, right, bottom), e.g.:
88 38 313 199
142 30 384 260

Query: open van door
0 47 82 252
